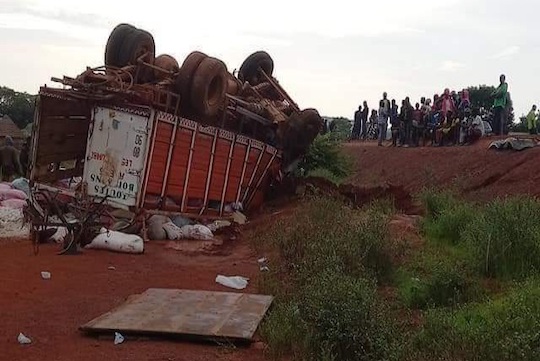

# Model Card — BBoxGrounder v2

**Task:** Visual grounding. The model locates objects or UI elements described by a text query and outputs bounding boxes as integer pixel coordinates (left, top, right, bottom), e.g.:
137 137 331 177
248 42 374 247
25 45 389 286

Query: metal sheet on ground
80 288 273 341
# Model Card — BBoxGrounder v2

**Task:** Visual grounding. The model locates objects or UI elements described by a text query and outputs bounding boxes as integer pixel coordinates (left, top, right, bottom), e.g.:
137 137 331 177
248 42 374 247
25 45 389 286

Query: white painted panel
83 107 150 207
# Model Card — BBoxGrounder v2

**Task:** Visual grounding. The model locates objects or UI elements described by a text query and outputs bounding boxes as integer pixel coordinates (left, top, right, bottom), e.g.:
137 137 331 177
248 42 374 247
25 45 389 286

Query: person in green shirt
491 74 508 135
526 105 538 135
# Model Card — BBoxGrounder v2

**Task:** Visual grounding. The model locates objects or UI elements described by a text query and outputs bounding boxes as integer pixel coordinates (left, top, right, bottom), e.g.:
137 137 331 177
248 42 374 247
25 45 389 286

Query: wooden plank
80 289 273 342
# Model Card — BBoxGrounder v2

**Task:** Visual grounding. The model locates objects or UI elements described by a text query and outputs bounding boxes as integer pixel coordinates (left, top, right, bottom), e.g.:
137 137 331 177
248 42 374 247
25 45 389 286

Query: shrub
301 271 401 361
419 189 458 220
259 197 402 360
260 301 305 359
463 197 540 279
422 202 477 244
415 279 540 361
399 259 475 309
299 134 352 184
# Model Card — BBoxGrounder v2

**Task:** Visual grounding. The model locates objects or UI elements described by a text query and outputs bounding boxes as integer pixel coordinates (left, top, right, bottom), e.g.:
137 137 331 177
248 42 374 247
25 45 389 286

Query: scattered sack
162 221 183 240
171 215 191 228
12 178 30 197
114 332 125 345
49 227 68 243
148 221 167 240
85 228 144 254
182 225 214 240
17 333 32 345
233 211 247 225
41 271 51 280
0 188 27 201
215 275 249 290
162 222 214 241
1 199 26 209
147 215 170 226
206 220 232 232
0 182 11 191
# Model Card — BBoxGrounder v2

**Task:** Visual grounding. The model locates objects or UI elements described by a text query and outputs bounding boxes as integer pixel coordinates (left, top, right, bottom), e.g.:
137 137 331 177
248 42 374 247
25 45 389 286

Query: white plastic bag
17 333 32 344
114 332 125 345
85 228 144 254
215 275 249 290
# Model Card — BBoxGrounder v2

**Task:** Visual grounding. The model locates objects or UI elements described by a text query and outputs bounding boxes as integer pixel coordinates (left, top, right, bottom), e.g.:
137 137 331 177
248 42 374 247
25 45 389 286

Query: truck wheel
104 23 136 67
190 57 227 117
119 29 156 83
154 54 179 81
238 51 274 85
175 51 207 97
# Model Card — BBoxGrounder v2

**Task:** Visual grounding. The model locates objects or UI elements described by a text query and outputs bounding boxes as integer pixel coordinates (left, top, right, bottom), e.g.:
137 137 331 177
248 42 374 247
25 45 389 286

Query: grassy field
253 191 540 361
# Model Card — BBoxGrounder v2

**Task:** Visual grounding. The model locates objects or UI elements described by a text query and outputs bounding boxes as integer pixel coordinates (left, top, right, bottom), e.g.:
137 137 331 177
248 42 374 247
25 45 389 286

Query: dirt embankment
343 139 540 202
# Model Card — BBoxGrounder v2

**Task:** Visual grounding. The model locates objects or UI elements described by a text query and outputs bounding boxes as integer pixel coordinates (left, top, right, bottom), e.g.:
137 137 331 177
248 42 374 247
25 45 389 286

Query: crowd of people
351 74 510 147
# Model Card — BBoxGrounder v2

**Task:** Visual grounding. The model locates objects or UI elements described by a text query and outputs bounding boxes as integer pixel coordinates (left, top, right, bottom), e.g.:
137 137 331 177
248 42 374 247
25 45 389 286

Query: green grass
257 192 540 361
463 197 540 279
414 279 540 361
257 197 402 361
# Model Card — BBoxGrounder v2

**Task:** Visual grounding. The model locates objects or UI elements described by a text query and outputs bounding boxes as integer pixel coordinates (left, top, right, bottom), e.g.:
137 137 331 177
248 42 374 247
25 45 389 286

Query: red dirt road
344 138 540 201
0 238 266 361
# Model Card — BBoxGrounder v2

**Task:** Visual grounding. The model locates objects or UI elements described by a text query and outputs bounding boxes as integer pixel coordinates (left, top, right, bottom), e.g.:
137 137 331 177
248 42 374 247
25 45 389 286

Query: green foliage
415 279 540 361
299 134 352 184
421 195 477 245
467 85 496 111
463 197 540 279
301 272 400 361
327 117 352 141
398 255 477 309
0 86 36 128
419 188 459 220
258 198 401 361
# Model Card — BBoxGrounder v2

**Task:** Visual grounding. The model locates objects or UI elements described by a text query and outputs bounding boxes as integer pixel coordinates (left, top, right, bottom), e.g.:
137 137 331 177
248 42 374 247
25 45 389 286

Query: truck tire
238 51 274 85
154 54 179 81
118 29 156 83
175 51 207 97
104 23 136 67
190 57 227 117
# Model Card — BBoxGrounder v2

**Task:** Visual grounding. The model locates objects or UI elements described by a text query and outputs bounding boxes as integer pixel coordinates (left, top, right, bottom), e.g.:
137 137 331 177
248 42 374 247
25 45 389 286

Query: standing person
19 137 31 178
352 105 362 140
390 99 400 146
441 89 457 118
0 136 22 181
412 103 424 146
368 109 378 140
491 74 508 135
400 97 413 146
379 92 391 141
526 105 538 135
360 101 369 140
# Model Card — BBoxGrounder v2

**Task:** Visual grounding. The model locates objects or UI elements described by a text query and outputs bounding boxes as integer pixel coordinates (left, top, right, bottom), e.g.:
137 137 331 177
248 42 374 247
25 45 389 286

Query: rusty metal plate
80 288 273 341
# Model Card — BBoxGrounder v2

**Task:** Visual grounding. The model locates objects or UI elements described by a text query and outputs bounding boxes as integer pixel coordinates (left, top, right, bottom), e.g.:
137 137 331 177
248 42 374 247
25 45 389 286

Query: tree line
0 86 36 129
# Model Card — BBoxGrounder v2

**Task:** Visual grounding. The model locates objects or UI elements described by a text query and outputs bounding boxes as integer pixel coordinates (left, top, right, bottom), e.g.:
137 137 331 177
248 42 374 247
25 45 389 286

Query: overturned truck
27 23 321 252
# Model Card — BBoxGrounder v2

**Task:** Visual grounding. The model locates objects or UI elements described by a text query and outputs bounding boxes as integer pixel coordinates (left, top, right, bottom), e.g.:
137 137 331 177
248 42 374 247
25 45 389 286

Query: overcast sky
0 0 537 118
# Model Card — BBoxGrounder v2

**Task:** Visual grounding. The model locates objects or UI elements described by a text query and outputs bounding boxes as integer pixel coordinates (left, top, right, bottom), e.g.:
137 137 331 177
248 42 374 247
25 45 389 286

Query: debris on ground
489 137 538 151
114 332 125 345
258 258 270 272
17 333 32 345
85 228 144 254
108 266 116 271
0 207 29 239
80 289 272 341
162 222 214 241
215 275 249 290
40 271 51 280
233 212 248 225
